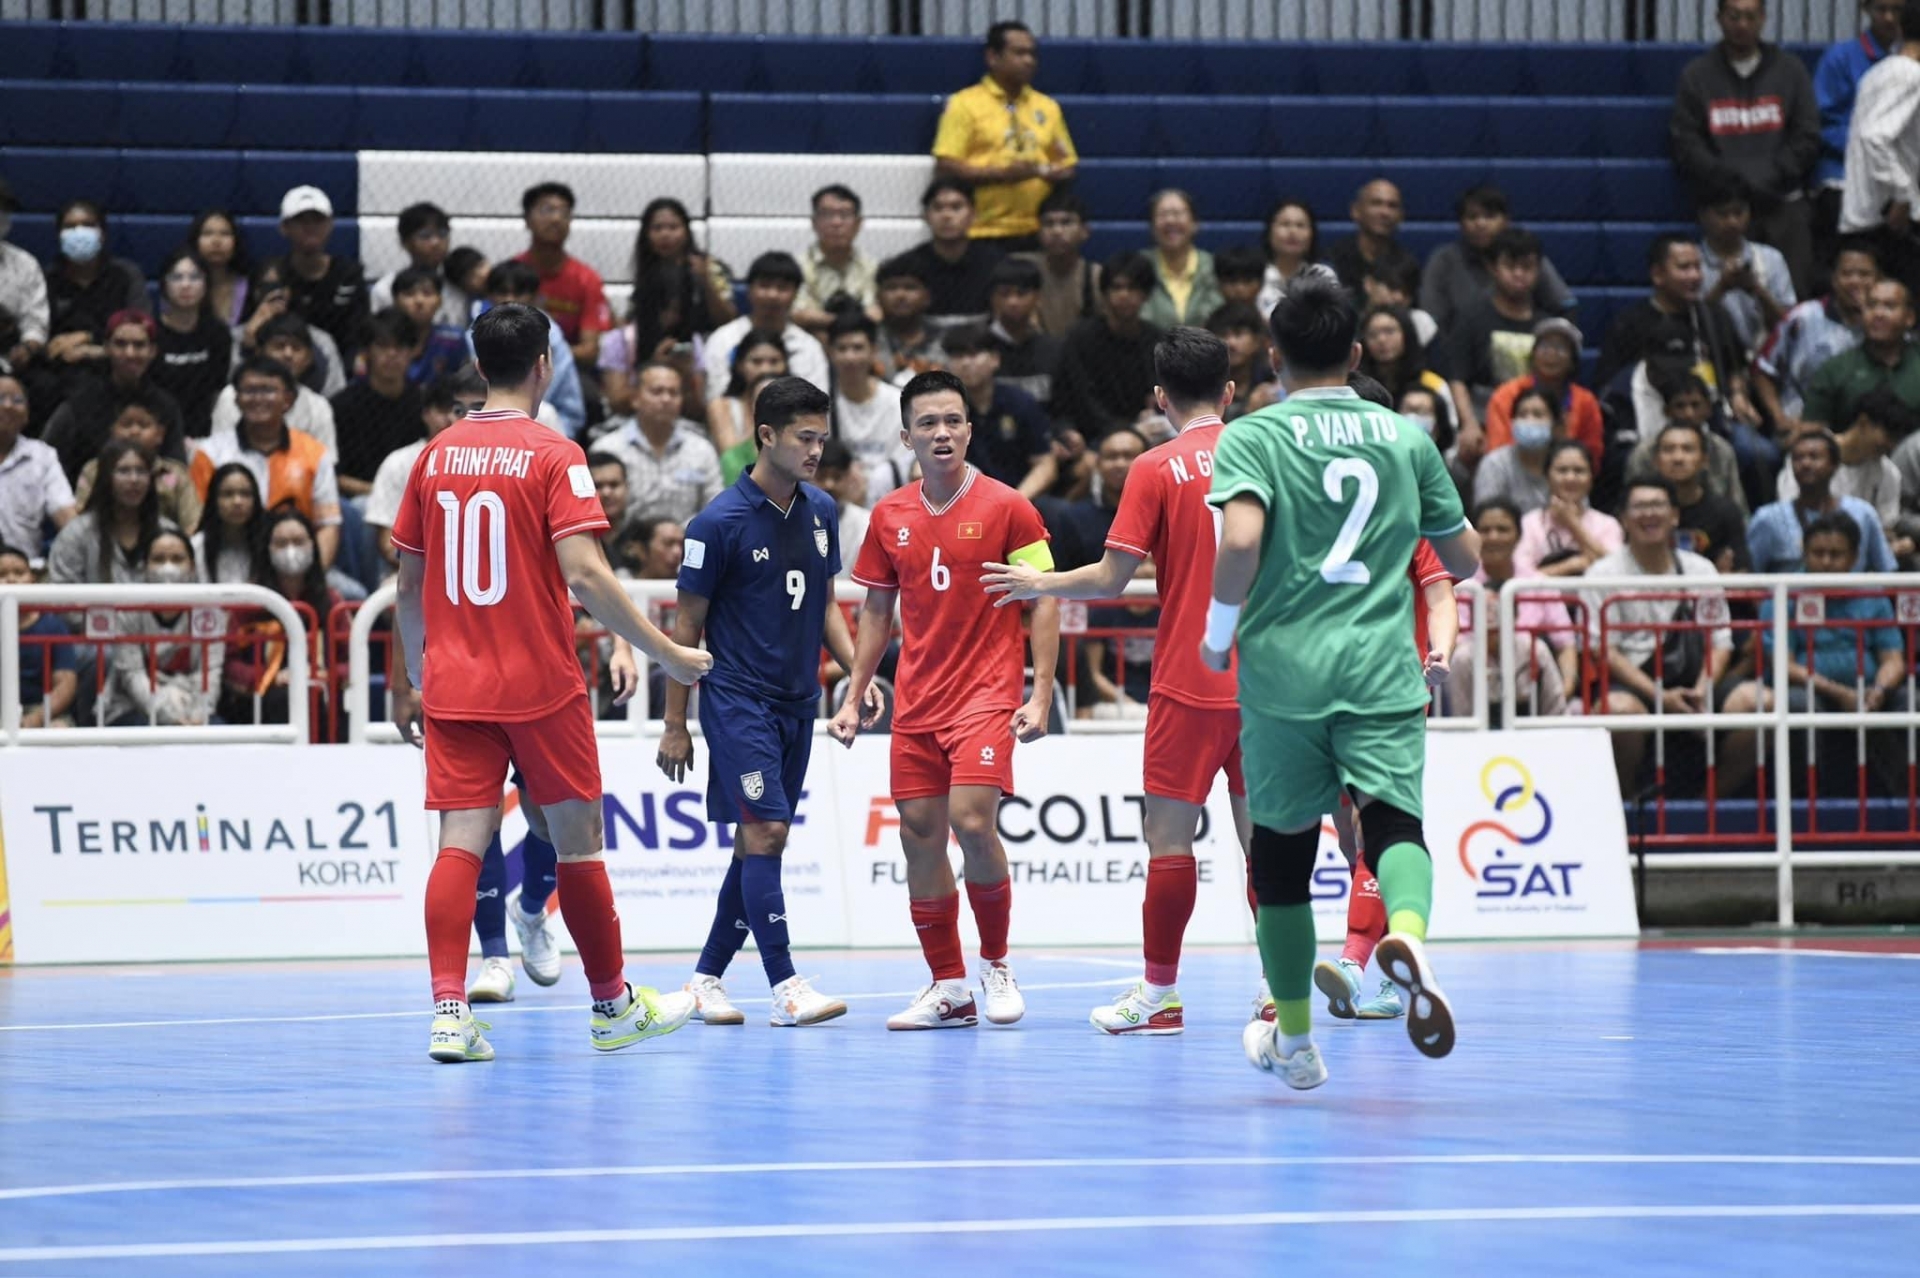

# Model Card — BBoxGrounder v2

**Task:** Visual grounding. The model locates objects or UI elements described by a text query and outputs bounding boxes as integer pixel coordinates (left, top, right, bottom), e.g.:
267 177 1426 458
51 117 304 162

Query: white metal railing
1498 573 1920 926
0 583 311 747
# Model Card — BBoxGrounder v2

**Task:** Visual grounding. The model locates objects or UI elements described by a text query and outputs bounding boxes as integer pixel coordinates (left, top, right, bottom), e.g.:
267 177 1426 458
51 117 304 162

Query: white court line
1690 947 1920 961
4 1202 1918 1262
0 979 1129 1034
4 1154 1916 1203
1030 953 1147 970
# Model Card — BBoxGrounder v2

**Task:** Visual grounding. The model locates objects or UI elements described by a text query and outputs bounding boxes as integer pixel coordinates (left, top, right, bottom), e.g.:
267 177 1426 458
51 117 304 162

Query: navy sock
474 833 508 959
695 857 750 978
519 831 558 914
741 854 796 986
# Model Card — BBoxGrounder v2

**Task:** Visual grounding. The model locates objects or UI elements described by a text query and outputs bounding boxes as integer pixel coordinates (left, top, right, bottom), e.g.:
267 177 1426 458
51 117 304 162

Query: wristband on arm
1204 599 1241 651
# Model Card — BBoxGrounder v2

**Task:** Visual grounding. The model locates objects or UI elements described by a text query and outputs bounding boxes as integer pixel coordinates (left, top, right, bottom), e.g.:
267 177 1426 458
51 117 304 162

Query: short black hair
421 376 459 412
448 365 488 399
876 255 929 287
1850 386 1920 439
1456 184 1509 220
1833 236 1883 273
1655 418 1708 448
1214 245 1269 284
585 450 627 476
1348 371 1394 408
1364 252 1421 295
233 354 298 395
392 265 442 298
986 19 1032 52
1205 301 1266 335
486 260 541 299
521 181 575 216
1793 427 1844 468
366 307 420 350
818 438 855 474
746 251 805 288
826 309 878 344
470 303 552 387
921 175 975 210
899 369 970 429
0 542 31 565
755 375 832 443
1806 509 1864 553
1101 252 1157 294
1038 189 1088 221
1267 274 1359 375
1695 172 1753 213
989 256 1043 292
1625 474 1679 506
1489 226 1543 264
1471 496 1523 527
445 246 488 288
397 202 450 241
255 313 313 350
939 324 997 358
1647 232 1696 271
1660 372 1714 405
1153 326 1231 407
812 184 862 215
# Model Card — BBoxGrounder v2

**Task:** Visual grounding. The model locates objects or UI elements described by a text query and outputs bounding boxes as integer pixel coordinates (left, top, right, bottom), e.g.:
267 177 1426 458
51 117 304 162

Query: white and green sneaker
1241 1019 1327 1090
590 984 696 1052
1356 977 1406 1020
428 1000 494 1064
1090 983 1185 1035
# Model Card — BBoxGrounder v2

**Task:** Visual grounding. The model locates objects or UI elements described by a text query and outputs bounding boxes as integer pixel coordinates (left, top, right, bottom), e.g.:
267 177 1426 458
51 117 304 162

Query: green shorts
1238 704 1427 832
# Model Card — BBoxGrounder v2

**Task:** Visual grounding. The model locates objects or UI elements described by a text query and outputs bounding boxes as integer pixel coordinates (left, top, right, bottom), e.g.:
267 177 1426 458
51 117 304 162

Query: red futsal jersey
1408 538 1449 657
853 466 1050 733
1103 414 1239 709
514 252 612 344
390 409 610 722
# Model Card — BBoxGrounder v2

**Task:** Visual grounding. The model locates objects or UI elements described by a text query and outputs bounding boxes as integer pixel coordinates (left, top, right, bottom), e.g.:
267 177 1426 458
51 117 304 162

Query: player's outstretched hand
980 561 1043 607
609 647 639 705
1198 641 1231 673
659 643 713 687
828 700 861 748
1011 696 1049 743
657 723 695 782
1423 648 1450 688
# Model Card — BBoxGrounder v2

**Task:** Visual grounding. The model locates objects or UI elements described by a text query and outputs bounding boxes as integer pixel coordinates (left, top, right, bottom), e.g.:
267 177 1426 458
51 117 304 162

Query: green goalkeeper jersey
1207 384 1467 719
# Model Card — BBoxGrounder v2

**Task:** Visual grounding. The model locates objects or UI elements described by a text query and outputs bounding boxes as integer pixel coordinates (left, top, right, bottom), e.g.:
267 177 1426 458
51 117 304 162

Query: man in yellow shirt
932 21 1079 247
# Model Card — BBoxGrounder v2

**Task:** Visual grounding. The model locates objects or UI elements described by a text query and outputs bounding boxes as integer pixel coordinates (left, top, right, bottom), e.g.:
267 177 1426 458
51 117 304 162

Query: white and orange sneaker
683 973 745 1026
770 975 847 1027
886 980 978 1030
979 961 1025 1025
1090 983 1184 1035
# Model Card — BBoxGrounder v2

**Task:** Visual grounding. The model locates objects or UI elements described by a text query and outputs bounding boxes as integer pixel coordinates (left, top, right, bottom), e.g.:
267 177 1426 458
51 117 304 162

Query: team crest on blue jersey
815 528 830 557
741 771 765 801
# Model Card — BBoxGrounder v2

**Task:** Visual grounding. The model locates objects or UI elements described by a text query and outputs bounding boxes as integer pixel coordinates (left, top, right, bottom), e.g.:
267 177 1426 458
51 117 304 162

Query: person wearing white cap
271 184 369 368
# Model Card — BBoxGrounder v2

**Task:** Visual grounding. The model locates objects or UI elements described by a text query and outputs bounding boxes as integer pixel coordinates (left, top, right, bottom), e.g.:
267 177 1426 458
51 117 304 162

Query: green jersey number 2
1319 458 1378 586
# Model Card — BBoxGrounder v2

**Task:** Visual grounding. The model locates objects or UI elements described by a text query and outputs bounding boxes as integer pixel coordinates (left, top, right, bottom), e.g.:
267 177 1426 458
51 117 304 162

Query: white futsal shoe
886 980 978 1030
1252 977 1277 1023
1242 1020 1327 1090
684 973 746 1025
511 901 562 987
428 1001 494 1064
1374 933 1456 1059
1089 983 1185 1035
590 984 696 1052
979 961 1025 1025
770 975 848 1027
465 956 516 1004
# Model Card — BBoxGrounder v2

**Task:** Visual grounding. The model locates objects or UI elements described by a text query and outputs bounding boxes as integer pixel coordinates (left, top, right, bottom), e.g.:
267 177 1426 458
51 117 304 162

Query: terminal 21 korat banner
0 730 1634 963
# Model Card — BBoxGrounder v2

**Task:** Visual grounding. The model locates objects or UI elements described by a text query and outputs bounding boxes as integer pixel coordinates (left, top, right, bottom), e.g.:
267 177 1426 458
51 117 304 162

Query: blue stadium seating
7 213 360 272
708 93 944 155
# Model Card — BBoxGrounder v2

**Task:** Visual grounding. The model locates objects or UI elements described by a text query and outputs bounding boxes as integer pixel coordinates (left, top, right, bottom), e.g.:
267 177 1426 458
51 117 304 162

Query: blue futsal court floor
2 941 1918 1275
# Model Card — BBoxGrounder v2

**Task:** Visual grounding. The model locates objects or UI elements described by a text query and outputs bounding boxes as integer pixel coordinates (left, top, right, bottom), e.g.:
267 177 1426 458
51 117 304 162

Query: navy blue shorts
700 685 813 826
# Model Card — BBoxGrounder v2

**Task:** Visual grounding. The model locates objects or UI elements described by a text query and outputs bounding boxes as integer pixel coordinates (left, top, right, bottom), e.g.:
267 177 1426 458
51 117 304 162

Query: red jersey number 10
436 491 509 606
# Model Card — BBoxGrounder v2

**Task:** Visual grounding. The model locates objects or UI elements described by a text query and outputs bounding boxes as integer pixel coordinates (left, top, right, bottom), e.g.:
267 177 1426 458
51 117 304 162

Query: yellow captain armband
1008 540 1055 572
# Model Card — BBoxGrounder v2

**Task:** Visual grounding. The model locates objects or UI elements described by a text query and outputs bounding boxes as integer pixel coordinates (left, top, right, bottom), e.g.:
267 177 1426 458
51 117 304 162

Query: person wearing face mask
0 179 51 371
150 248 234 439
220 508 337 728
102 531 224 727
73 403 202 536
46 436 177 585
1470 387 1562 514
40 200 149 366
1483 319 1603 463
41 311 188 482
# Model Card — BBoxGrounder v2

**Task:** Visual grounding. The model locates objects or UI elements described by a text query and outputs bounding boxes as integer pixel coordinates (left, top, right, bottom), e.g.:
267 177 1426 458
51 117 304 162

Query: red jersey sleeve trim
389 534 425 555
850 571 899 590
1104 536 1151 558
550 517 612 542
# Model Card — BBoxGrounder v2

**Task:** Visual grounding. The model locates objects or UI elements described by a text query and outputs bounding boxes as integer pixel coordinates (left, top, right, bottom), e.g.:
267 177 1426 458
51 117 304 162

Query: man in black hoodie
1671 0 1821 296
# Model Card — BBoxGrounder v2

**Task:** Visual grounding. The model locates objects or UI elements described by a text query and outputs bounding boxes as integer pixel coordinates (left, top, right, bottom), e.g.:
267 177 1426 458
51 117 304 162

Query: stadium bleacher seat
5 213 361 272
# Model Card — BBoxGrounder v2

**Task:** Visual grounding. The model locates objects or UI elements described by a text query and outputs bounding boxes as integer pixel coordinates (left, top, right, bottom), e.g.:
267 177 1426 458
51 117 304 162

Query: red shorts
1143 693 1244 805
891 708 1016 801
424 698 600 811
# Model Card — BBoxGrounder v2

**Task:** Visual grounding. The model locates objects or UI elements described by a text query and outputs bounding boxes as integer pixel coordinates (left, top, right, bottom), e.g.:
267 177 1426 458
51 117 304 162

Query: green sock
1375 842 1433 941
1254 902 1317 1035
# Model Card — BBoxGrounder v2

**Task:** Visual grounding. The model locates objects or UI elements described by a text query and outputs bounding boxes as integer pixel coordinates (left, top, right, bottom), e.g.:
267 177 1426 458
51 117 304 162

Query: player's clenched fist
1423 648 1450 688
1010 694 1049 743
1198 641 1232 673
659 643 713 686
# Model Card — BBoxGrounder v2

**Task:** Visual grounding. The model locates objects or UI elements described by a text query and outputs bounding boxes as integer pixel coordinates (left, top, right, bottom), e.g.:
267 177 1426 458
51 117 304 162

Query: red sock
1142 854 1198 986
910 893 966 981
556 860 627 1002
1342 866 1387 967
964 878 1012 963
425 847 483 1005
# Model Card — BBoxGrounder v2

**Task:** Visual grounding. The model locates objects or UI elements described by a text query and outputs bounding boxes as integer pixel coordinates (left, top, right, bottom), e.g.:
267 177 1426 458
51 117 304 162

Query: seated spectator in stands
209 315 338 456
1040 426 1146 570
442 247 489 325
42 200 148 363
1438 228 1553 457
603 364 723 527
1587 476 1735 789
815 441 871 580
42 311 186 480
986 256 1060 408
794 184 878 336
707 332 788 457
389 268 469 387
1837 4 1920 298
0 179 49 369
74 403 201 535
1208 303 1276 421
899 179 1004 334
600 260 702 419
516 181 610 366
1449 498 1578 720
270 186 369 369
238 259 346 397
932 20 1078 246
873 256 947 384
188 209 250 328
1753 239 1877 433
826 312 909 501
1018 190 1102 337
1800 279 1920 431
1654 419 1752 572
1780 386 1908 545
150 249 232 439
1594 233 1747 401
1473 386 1564 514
366 371 482 569
1213 246 1267 313
1622 370 1749 515
0 373 74 560
1516 440 1623 577
1327 179 1417 298
1484 318 1602 461
1256 198 1320 319
1397 385 1466 488
702 252 829 395
1813 2 1908 263
1720 509 1910 797
48 436 176 584
1358 304 1456 439
0 541 76 727
103 530 222 727
329 309 424 499
1420 184 1575 334
480 261 584 436
1671 0 1820 294
946 325 1055 497
220 508 336 727
193 461 266 585
1053 253 1162 444
633 197 734 334
369 202 468 327
586 451 632 552
1362 253 1437 348
1140 190 1223 330
191 357 342 568
1749 428 1898 571
1697 175 1797 357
